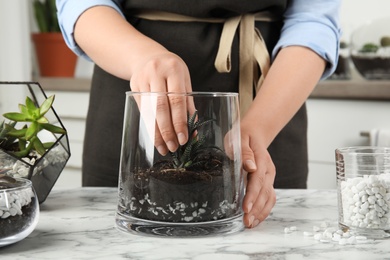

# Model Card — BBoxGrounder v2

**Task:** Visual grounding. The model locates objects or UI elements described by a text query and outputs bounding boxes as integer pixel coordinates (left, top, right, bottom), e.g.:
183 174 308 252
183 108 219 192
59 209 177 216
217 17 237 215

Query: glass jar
0 178 40 247
336 147 390 239
116 92 244 237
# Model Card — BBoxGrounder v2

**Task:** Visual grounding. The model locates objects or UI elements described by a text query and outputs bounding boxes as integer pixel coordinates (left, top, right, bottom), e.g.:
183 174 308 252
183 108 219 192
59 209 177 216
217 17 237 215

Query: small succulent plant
359 43 379 53
380 36 390 47
1 95 66 158
170 111 215 171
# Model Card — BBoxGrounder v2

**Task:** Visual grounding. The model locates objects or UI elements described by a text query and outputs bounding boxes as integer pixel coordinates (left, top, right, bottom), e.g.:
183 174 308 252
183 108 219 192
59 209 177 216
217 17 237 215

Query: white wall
0 1 31 81
340 0 390 42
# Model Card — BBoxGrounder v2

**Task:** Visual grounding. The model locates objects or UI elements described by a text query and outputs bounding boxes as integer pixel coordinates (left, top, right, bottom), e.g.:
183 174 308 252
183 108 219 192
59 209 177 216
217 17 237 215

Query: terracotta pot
32 33 77 77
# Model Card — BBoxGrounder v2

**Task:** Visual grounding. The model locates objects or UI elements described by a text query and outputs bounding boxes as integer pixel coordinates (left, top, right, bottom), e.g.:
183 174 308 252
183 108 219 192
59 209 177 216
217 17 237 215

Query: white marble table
1 188 389 259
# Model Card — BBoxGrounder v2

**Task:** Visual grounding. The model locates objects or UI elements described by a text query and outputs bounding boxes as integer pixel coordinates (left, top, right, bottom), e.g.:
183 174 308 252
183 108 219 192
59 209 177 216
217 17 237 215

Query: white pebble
347 236 357 244
313 226 321 232
356 235 367 240
303 231 314 237
320 222 330 229
290 226 298 231
339 238 348 245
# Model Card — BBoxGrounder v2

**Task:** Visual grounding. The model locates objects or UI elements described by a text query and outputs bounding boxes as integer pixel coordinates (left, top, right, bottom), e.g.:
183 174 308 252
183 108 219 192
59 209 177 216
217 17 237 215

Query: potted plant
116 92 244 237
0 82 71 203
31 0 77 77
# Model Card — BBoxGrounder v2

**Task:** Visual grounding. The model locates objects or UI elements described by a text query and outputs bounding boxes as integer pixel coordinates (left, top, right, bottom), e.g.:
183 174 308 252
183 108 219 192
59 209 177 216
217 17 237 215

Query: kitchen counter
36 77 390 101
1 188 389 259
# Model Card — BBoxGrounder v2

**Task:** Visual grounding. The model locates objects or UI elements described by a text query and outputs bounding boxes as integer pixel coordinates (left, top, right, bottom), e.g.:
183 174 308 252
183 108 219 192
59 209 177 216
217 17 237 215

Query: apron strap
132 10 278 116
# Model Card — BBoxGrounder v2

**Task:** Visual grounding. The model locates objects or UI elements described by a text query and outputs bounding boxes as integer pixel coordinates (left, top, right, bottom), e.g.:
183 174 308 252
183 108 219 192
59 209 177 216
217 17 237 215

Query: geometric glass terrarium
0 82 71 203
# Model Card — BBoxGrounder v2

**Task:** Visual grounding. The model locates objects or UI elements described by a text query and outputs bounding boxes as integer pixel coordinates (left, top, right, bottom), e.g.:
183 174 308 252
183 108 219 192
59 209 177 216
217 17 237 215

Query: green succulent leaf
12 149 30 158
26 122 39 140
37 117 49 124
3 112 30 122
7 128 27 138
41 123 66 134
18 104 29 116
25 97 40 119
168 110 216 170
12 140 34 158
42 142 55 149
32 137 46 156
39 95 54 117
18 138 27 151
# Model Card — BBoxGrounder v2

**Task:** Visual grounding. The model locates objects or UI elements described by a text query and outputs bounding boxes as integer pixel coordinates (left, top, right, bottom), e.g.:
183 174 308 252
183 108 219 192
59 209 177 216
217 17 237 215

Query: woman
57 0 341 228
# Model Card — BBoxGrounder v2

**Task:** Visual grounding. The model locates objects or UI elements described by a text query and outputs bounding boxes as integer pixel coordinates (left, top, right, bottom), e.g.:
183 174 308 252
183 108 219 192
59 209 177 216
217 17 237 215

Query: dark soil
0 200 38 239
351 55 390 79
119 150 240 223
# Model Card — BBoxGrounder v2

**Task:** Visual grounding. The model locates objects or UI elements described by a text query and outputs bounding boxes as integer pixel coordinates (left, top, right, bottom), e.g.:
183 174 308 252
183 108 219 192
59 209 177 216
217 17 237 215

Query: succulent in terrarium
168 111 220 171
1 95 66 158
359 43 379 53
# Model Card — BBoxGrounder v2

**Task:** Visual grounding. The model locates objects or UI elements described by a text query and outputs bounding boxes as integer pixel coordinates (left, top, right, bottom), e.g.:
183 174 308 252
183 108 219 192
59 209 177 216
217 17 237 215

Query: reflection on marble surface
0 188 389 259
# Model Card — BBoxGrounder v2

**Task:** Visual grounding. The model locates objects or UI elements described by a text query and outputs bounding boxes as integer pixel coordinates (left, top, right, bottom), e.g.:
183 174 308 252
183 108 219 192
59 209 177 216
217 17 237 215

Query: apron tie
132 10 278 116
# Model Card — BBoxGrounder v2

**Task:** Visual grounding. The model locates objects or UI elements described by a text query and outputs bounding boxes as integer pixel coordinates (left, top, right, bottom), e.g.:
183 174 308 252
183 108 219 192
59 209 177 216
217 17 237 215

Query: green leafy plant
169 111 215 171
359 43 379 53
1 95 66 158
33 0 60 33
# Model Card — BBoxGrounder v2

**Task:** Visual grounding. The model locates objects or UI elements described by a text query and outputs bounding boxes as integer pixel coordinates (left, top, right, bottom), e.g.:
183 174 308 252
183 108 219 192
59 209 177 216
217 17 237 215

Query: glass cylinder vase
336 146 390 239
116 92 244 237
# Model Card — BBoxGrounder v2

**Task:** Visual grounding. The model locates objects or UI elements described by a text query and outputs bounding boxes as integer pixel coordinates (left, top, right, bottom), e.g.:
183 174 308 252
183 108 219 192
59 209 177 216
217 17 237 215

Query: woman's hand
130 52 194 155
74 6 195 154
240 120 277 228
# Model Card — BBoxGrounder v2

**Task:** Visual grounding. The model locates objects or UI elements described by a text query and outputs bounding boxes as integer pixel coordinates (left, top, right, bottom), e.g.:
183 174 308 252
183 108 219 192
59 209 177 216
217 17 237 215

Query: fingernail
249 215 255 226
245 160 256 170
252 219 260 228
166 141 177 152
247 202 253 213
177 133 187 145
157 145 167 155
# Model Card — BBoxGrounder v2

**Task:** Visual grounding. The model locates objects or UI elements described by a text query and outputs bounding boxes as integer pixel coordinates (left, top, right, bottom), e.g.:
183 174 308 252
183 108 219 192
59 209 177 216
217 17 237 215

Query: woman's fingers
130 52 192 154
243 169 276 227
167 73 190 146
241 132 276 228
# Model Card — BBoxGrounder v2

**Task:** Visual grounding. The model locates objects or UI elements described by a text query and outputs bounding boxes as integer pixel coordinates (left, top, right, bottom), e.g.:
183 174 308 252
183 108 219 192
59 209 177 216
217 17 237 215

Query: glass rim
336 146 390 154
126 91 238 97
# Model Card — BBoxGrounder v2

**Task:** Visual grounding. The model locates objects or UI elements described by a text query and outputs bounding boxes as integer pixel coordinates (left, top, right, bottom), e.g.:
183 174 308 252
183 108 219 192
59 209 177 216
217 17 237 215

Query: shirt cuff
272 21 341 80
57 0 124 60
